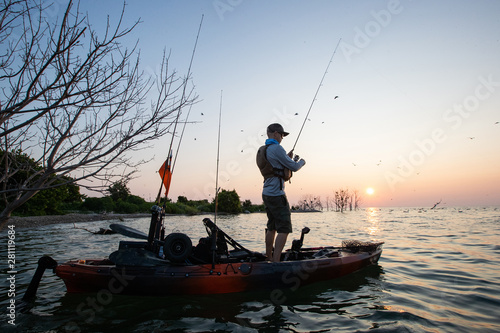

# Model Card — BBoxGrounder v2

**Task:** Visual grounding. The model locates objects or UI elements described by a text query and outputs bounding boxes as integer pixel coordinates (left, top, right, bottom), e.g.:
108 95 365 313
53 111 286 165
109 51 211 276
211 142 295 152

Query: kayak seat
191 237 213 263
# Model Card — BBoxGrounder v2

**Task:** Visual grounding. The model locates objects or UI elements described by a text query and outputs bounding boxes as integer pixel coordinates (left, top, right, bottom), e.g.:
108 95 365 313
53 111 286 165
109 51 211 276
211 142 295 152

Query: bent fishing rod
292 38 342 152
156 14 204 205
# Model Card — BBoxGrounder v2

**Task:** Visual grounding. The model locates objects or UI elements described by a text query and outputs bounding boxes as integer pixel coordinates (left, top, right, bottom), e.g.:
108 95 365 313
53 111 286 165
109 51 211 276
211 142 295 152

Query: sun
366 187 375 195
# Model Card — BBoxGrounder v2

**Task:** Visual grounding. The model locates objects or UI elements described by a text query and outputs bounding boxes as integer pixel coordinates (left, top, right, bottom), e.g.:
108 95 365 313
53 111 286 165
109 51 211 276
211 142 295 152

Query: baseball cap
267 123 289 137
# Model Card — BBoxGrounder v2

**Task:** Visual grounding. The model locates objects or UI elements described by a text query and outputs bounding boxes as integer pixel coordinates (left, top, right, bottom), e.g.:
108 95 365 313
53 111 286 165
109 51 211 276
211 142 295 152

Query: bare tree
333 188 350 213
0 0 197 229
296 194 322 211
313 195 323 211
352 189 363 210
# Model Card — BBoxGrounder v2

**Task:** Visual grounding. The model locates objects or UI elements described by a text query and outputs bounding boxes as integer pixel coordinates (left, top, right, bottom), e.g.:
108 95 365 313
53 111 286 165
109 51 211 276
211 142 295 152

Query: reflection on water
1 207 500 332
365 207 381 237
14 265 385 333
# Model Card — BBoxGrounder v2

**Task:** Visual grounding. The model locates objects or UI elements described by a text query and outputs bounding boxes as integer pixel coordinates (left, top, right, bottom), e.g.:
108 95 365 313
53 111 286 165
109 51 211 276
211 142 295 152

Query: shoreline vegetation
6 208 316 230
2 189 263 230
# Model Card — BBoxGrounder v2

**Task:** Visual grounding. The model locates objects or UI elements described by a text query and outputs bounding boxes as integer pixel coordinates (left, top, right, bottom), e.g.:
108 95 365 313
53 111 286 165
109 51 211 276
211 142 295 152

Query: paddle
109 223 148 240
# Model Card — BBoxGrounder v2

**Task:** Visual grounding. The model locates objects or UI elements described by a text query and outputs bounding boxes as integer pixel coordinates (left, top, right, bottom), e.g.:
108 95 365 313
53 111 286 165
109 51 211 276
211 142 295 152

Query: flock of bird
195 104 499 171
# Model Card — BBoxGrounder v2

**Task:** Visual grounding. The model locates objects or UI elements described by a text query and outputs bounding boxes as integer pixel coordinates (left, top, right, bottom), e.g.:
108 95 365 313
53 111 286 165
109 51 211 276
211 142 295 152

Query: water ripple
1 207 500 332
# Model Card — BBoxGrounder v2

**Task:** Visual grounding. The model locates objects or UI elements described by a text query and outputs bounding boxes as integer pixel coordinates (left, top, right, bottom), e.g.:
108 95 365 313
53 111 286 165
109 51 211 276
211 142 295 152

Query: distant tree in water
0 0 197 229
293 194 323 211
335 188 350 212
351 189 363 210
326 188 363 212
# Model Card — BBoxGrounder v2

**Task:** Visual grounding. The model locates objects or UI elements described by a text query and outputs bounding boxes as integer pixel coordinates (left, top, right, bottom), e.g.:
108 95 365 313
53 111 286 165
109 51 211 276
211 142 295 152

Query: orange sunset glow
71 1 500 209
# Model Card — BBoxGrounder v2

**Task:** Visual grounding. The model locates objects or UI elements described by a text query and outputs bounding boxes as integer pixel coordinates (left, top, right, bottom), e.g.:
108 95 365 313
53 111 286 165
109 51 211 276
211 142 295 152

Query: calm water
1 207 500 332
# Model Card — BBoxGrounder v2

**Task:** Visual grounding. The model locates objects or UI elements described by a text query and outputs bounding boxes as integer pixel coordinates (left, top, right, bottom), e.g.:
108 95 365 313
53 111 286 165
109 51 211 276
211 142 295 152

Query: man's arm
273 145 305 172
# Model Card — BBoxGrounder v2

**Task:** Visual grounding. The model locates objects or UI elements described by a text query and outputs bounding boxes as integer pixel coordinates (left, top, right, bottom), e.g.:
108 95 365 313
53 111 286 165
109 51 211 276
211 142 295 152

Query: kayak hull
55 246 382 295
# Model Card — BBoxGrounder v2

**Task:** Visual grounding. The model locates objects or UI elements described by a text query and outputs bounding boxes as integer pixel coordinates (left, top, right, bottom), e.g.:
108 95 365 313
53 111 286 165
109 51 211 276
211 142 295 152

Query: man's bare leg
265 229 276 261
272 233 288 262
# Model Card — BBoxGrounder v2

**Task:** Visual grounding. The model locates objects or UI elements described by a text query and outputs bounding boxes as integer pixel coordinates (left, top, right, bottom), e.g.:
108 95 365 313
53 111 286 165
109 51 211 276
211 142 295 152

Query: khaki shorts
262 194 292 234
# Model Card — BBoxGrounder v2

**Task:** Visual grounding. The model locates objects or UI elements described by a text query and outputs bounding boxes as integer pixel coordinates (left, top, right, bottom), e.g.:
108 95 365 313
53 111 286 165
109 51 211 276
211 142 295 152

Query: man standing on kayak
256 123 306 262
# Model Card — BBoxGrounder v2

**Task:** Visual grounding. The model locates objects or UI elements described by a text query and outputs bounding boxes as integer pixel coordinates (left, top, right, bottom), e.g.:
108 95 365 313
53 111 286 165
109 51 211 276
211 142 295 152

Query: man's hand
289 149 304 164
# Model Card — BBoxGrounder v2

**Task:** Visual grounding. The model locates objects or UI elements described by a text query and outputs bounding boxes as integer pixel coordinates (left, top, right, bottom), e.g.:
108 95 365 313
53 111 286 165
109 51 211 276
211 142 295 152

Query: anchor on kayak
22 255 58 301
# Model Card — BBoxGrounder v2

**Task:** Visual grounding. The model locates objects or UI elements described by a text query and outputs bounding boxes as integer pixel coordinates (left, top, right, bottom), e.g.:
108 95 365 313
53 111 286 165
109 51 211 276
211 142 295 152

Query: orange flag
158 155 173 197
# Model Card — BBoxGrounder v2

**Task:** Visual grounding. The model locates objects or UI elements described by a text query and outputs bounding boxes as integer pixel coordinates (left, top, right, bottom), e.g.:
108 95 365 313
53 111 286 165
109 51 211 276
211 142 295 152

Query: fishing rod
156 14 204 205
214 90 223 225
171 104 193 175
210 90 223 269
292 38 342 151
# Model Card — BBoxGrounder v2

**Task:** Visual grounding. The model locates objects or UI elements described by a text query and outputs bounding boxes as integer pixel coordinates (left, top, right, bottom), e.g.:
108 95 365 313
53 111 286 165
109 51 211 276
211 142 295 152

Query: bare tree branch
0 0 198 228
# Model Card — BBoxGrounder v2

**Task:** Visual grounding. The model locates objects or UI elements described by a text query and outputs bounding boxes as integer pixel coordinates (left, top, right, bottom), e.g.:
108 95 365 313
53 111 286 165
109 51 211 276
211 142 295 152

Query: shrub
82 196 114 213
115 200 138 214
216 189 241 214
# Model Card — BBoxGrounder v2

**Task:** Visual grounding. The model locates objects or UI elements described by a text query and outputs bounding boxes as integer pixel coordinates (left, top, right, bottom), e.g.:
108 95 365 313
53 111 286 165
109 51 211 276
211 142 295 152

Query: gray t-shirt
262 143 305 196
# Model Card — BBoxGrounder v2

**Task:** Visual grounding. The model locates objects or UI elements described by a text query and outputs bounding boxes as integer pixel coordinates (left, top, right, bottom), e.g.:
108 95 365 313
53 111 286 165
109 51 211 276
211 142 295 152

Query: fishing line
156 14 204 205
292 38 342 151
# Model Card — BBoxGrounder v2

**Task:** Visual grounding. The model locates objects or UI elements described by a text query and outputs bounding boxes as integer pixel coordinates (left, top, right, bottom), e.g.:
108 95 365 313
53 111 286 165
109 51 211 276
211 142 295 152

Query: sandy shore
7 213 151 229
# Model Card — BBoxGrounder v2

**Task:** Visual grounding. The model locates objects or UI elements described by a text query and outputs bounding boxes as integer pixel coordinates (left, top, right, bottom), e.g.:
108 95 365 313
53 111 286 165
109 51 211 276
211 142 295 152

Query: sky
73 0 500 208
